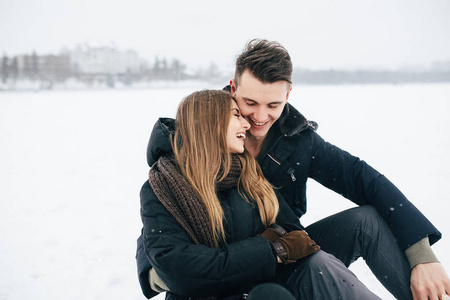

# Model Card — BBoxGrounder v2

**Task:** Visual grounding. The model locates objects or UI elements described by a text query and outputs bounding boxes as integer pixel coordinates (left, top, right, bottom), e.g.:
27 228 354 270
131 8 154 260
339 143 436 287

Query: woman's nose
241 117 250 130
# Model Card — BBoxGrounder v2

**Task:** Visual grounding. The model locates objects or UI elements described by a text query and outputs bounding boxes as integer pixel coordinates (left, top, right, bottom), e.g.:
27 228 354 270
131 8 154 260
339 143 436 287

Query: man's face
230 70 292 141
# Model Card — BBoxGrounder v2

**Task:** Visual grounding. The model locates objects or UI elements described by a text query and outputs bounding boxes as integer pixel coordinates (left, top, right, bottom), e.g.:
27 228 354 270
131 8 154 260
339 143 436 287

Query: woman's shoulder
140 181 160 207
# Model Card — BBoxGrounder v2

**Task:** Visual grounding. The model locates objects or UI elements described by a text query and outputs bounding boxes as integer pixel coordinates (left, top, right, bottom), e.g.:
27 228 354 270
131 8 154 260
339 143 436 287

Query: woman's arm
140 181 278 298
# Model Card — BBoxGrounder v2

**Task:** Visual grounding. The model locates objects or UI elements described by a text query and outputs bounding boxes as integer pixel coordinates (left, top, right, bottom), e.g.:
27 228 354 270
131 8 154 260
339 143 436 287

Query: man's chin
249 127 270 140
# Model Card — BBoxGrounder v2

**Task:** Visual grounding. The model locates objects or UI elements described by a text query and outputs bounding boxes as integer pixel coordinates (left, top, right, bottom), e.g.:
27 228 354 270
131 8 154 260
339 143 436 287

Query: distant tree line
1 46 450 90
0 45 229 89
0 50 197 89
292 68 450 85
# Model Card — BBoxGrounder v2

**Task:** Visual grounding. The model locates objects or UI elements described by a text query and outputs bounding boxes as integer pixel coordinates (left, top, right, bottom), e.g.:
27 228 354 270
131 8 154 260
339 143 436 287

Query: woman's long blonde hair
173 90 279 246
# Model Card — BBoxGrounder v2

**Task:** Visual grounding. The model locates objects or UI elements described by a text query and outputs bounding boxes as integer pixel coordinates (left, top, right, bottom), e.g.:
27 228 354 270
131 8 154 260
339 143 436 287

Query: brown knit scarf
148 154 242 248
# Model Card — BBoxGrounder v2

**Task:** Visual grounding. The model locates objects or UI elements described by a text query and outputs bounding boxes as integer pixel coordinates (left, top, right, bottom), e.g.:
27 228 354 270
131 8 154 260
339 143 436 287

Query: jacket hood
223 85 318 137
146 118 175 167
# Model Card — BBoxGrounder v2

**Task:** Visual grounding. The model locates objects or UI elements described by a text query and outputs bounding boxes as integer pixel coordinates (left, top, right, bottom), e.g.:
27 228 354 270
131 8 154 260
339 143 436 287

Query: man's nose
253 106 267 121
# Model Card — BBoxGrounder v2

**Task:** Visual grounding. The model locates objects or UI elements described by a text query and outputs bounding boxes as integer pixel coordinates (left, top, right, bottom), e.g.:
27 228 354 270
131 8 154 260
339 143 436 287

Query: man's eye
246 102 256 106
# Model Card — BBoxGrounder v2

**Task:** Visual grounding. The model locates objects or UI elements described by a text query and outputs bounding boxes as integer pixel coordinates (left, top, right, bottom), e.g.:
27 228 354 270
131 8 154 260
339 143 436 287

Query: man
137 39 449 299
228 38 449 299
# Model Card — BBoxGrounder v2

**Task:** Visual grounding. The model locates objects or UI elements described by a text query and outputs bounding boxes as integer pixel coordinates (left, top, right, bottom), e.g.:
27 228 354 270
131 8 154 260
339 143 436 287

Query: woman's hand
272 230 320 264
260 225 320 264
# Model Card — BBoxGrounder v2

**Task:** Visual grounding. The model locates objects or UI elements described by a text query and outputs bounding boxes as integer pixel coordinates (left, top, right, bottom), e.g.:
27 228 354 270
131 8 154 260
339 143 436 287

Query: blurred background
1 1 449 300
1 0 449 90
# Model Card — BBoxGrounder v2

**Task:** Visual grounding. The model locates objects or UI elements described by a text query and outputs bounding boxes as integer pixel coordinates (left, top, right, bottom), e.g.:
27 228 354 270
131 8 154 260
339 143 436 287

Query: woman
139 90 377 299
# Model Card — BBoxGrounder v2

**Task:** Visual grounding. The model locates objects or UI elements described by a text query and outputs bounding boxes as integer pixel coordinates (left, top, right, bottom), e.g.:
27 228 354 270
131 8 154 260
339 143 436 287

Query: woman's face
227 100 250 153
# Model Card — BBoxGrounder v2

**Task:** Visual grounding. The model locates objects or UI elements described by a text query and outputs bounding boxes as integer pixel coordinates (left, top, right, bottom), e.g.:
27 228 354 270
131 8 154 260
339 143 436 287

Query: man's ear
285 84 292 102
230 79 237 95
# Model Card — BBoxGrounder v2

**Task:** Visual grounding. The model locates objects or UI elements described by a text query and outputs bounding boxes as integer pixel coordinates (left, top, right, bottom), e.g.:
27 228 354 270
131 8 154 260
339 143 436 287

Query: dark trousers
167 205 413 300
166 283 296 300
246 283 295 300
278 205 412 299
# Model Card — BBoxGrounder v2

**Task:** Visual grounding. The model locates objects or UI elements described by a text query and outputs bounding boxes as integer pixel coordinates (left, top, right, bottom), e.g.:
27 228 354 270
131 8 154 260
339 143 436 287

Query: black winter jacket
255 102 440 250
137 100 442 298
138 118 302 299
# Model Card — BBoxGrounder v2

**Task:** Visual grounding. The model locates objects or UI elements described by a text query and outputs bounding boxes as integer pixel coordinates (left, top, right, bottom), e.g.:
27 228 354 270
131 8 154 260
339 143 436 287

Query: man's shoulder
279 103 318 137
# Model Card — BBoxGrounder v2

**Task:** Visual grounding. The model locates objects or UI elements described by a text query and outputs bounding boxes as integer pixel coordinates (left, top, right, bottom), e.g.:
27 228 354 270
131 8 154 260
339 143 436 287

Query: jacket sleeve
140 181 278 298
308 130 441 250
136 231 158 299
274 190 305 232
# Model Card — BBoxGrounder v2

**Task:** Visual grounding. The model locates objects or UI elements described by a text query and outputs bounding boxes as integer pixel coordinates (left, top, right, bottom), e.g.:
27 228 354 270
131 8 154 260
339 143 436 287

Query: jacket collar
278 103 318 137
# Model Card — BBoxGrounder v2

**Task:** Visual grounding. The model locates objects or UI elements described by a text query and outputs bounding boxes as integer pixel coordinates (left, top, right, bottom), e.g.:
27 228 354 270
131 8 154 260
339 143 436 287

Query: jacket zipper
287 167 296 181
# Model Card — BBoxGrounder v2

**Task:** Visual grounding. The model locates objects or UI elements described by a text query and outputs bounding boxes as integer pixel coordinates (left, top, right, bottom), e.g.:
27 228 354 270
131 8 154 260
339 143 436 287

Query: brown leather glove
259 224 288 242
272 230 320 264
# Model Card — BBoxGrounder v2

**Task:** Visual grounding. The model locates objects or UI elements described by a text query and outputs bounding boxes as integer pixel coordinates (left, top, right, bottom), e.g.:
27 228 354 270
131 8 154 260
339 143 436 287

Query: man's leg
247 283 295 300
278 250 381 299
305 205 413 300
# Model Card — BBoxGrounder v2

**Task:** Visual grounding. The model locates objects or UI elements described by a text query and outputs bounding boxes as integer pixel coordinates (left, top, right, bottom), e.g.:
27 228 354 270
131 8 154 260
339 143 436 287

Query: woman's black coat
139 118 302 299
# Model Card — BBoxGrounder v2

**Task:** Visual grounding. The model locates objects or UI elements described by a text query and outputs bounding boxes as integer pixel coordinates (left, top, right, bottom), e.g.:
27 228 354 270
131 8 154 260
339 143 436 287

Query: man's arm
406 237 450 300
405 237 439 268
309 131 448 297
308 131 442 249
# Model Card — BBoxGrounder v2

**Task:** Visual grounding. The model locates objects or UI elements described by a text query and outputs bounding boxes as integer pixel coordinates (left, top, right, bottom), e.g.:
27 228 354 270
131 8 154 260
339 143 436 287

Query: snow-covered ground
0 83 449 300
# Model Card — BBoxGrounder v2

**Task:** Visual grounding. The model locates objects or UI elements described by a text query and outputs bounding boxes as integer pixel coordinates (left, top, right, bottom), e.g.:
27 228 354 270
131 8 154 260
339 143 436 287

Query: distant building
69 44 143 76
16 52 71 81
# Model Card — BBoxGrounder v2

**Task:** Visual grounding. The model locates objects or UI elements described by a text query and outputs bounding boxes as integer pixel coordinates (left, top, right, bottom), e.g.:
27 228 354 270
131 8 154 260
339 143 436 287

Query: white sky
1 0 449 70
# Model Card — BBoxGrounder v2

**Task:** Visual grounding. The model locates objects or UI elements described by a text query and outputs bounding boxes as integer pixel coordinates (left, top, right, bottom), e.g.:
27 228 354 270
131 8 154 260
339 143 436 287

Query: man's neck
245 134 266 158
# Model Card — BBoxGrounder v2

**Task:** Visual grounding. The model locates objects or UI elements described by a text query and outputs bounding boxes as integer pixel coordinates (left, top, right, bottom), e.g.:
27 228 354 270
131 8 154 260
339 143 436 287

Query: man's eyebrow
242 97 284 105
242 97 256 102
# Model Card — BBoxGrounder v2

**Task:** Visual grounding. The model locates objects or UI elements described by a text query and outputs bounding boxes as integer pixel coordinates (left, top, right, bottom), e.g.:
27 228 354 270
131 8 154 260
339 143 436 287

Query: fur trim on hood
278 102 318 137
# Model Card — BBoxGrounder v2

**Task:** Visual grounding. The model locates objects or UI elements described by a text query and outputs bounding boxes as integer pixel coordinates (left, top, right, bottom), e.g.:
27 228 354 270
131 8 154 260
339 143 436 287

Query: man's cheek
240 108 253 118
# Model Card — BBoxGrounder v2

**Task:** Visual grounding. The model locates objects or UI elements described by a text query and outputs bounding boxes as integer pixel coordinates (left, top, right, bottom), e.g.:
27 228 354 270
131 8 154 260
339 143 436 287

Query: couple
137 39 449 299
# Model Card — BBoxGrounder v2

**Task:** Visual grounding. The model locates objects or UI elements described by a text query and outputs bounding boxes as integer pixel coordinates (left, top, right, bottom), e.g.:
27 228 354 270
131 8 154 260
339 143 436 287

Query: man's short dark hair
235 38 293 86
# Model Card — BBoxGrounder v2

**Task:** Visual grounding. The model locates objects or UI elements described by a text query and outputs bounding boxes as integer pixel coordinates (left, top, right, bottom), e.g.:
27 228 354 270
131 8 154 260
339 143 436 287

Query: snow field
0 83 449 299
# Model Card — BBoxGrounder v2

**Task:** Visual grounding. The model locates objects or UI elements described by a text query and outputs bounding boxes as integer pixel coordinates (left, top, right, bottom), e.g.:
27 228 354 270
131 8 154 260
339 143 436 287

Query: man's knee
306 205 382 240
298 250 346 273
349 205 383 239
353 205 379 223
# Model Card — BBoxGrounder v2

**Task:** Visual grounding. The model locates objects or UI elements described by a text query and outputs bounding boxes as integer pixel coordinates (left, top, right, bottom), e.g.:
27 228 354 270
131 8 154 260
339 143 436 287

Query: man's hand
410 262 450 300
